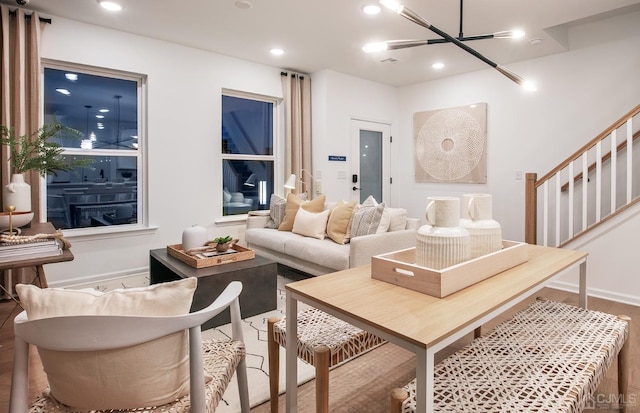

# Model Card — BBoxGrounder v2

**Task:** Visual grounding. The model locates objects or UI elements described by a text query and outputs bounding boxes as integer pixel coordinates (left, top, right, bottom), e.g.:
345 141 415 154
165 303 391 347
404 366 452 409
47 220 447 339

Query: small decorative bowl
0 211 34 232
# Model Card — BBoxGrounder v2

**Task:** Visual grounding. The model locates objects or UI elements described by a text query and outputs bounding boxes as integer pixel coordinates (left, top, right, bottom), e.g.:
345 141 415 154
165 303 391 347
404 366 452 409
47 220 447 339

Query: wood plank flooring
1 287 638 412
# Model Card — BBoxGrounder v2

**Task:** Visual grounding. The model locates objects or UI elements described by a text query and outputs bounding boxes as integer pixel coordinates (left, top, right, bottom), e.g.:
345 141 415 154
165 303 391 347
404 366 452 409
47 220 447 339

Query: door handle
352 186 361 191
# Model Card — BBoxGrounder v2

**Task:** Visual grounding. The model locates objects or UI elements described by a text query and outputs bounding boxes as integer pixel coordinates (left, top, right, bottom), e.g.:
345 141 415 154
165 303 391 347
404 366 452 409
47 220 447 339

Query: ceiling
3 0 640 87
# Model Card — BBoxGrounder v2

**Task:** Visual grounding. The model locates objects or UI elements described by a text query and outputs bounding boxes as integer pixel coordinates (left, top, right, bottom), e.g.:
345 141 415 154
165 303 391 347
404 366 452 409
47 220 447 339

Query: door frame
350 118 391 203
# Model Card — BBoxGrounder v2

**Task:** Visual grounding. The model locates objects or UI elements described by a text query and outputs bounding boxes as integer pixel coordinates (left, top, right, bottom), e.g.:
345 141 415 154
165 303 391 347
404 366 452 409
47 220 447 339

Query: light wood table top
284 244 588 413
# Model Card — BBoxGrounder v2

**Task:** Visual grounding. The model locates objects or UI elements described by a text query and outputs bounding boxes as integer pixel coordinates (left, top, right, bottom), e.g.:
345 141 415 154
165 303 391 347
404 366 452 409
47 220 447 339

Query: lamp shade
243 173 257 187
284 174 297 189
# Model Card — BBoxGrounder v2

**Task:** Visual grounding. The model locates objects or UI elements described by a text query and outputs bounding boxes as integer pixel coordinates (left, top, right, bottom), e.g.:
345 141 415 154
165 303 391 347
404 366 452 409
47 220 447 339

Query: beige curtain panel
281 72 312 196
1 5 46 217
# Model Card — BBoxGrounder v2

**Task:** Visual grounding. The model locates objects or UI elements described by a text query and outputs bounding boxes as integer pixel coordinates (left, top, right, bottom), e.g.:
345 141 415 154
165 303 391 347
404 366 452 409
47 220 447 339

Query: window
43 63 143 230
221 92 276 216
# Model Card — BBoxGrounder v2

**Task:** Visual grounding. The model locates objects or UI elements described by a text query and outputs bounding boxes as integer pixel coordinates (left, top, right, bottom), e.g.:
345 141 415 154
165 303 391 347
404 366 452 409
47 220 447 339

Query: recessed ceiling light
65 73 78 81
432 62 445 70
362 5 381 15
96 115 105 119
99 108 110 113
270 48 284 56
235 0 253 9
55 88 71 95
98 1 122 12
529 37 543 46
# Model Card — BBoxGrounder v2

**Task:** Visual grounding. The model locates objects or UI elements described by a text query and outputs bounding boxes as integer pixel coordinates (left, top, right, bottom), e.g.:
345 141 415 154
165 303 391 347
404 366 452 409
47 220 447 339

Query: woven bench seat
391 299 630 413
268 307 385 413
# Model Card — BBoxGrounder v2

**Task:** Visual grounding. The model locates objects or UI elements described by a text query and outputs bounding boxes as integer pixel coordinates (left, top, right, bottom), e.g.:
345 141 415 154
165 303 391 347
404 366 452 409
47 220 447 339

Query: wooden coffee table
149 248 277 329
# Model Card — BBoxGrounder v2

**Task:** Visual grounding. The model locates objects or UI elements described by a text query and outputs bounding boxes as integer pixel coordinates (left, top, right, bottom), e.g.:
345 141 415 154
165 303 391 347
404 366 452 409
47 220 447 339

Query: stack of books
0 239 62 263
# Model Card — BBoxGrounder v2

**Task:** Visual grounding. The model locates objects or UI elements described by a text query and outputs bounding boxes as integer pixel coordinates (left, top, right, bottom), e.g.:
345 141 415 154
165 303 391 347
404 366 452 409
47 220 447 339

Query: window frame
41 59 150 237
220 89 280 221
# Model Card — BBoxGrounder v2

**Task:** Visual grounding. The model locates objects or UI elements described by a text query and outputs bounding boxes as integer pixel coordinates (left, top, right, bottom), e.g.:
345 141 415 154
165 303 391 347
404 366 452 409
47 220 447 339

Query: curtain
281 72 312 196
1 5 45 218
0 6 45 294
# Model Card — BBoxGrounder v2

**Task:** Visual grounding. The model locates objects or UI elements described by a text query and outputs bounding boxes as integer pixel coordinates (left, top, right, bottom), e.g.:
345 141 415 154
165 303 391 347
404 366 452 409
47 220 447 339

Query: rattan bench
391 299 630 413
268 307 385 413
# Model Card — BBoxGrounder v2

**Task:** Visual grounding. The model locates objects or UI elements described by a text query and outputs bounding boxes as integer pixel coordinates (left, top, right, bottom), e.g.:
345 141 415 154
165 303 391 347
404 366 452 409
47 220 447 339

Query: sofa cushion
283 236 351 271
245 227 291 254
292 207 331 240
265 194 287 229
351 195 385 238
278 193 326 231
15 278 197 410
327 200 357 244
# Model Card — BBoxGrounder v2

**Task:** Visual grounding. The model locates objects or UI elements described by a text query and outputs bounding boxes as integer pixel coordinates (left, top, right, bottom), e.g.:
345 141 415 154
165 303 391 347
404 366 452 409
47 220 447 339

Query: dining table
284 243 588 413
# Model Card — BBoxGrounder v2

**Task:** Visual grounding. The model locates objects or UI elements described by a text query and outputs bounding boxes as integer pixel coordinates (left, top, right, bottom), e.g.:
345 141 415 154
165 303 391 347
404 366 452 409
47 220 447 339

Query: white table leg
415 348 435 413
579 260 588 309
285 291 298 413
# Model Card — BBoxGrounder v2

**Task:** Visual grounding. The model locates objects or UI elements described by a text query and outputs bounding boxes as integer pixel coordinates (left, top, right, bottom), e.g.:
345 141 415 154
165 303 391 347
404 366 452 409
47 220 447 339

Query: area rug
202 277 316 412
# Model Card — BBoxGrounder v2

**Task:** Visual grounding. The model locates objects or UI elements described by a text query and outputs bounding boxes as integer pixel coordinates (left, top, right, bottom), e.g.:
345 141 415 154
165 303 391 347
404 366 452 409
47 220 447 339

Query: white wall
41 17 283 286
311 70 398 203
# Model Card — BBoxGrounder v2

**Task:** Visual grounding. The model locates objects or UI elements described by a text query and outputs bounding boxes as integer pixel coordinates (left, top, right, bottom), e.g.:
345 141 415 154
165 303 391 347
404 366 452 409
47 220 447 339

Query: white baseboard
549 280 640 307
50 268 150 291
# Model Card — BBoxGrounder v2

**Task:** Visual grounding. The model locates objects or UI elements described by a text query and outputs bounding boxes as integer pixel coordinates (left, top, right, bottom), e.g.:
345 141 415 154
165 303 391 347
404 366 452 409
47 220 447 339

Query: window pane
222 160 273 216
43 65 140 230
222 95 273 155
46 155 138 228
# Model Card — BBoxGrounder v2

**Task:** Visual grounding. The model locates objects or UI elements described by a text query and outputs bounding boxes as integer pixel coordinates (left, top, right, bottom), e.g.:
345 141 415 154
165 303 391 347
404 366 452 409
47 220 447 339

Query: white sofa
245 203 420 276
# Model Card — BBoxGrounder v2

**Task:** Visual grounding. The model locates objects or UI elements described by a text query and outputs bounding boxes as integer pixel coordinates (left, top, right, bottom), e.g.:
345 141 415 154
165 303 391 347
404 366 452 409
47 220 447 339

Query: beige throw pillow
350 195 385 238
292 207 331 239
16 278 197 411
278 193 326 231
327 200 357 244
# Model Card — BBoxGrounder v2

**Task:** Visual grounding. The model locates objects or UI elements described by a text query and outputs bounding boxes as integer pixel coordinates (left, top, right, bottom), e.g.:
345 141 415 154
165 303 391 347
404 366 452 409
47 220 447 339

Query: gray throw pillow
350 195 385 238
264 194 287 228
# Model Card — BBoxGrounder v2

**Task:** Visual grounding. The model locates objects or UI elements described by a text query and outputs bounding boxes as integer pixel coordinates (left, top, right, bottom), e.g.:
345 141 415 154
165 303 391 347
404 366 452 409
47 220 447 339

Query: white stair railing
525 104 640 247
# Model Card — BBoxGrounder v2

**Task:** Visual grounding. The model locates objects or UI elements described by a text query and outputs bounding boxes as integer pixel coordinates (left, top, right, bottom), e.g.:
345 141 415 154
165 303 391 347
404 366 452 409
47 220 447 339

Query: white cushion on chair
16 278 197 411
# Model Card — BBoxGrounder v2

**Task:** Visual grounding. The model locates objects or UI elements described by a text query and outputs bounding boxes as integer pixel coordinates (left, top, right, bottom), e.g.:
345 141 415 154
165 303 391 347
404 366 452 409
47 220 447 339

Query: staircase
525 104 640 247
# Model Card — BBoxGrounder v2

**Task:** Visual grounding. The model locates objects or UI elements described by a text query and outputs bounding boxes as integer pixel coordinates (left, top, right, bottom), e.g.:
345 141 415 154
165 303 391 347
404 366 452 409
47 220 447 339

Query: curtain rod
281 71 304 80
8 10 52 24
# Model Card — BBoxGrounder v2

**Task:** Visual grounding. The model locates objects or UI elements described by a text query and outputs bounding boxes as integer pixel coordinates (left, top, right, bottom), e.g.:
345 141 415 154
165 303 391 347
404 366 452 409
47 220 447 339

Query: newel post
525 173 537 244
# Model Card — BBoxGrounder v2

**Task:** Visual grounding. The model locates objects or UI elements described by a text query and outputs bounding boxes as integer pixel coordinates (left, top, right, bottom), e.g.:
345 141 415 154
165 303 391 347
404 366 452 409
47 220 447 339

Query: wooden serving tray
371 240 528 298
167 244 255 268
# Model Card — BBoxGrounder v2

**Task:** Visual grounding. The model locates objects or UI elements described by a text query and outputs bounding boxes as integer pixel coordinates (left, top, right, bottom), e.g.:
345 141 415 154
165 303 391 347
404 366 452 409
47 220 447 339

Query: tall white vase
416 196 470 270
460 194 502 258
3 173 32 212
182 225 208 251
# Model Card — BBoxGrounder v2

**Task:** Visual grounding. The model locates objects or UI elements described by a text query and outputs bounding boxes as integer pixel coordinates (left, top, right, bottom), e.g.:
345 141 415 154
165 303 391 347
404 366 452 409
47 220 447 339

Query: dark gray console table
149 248 277 329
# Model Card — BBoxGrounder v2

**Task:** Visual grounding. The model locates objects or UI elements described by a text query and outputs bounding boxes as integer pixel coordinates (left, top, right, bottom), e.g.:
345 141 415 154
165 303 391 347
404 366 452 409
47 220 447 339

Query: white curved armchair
9 280 250 413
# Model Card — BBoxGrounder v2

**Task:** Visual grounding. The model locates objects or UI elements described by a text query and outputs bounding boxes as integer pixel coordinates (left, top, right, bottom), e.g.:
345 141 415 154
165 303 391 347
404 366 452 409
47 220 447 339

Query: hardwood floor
1 287 638 412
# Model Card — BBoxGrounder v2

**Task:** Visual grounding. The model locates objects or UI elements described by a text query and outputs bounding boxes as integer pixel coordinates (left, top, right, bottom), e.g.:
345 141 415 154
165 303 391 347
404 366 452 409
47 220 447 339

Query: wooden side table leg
35 265 48 288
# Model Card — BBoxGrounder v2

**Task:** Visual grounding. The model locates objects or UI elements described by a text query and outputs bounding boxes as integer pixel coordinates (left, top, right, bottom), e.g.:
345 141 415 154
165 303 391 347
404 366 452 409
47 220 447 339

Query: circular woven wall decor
416 108 485 181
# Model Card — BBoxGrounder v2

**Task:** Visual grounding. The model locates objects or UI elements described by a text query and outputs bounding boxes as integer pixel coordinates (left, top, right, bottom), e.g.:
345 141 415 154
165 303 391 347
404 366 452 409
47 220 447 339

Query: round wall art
414 103 487 183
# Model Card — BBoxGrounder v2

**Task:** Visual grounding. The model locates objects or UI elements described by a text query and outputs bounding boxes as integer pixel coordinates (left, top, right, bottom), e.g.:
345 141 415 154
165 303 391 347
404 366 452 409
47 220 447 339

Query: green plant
213 235 233 244
1 120 90 176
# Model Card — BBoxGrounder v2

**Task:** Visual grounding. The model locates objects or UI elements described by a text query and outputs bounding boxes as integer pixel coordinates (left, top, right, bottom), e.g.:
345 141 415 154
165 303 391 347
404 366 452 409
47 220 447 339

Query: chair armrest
349 228 417 268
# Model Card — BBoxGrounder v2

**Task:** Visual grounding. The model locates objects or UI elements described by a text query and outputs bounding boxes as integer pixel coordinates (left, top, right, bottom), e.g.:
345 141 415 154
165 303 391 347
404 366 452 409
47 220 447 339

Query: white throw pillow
387 207 408 231
292 207 331 239
16 278 197 411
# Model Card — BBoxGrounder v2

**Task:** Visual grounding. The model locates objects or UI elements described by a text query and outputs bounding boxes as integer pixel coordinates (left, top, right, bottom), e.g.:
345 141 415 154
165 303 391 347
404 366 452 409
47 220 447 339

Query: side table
0 222 74 299
149 248 277 329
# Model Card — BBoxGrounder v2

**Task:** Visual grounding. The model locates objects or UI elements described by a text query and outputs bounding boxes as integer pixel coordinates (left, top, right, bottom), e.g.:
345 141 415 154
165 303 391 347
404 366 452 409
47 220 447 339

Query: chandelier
364 0 536 90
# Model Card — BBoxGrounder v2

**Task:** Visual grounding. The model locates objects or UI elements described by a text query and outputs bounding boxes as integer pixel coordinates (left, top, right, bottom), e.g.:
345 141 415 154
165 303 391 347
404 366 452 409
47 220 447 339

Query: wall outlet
315 179 323 194
515 170 523 180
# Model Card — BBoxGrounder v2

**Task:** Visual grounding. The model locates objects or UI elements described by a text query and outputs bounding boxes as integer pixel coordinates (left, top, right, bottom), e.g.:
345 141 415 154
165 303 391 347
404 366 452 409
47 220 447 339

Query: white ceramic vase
182 225 208 251
460 194 502 258
3 173 32 213
416 196 470 270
